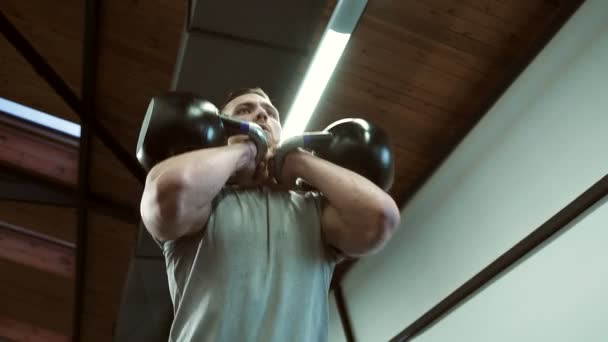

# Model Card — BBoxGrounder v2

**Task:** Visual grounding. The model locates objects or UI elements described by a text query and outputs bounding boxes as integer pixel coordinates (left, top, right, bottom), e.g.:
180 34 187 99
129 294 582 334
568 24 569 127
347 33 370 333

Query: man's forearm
145 143 254 224
289 151 399 231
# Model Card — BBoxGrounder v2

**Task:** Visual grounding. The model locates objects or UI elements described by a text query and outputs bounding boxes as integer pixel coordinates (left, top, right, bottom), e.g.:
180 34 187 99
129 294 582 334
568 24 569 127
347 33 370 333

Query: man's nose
255 109 269 123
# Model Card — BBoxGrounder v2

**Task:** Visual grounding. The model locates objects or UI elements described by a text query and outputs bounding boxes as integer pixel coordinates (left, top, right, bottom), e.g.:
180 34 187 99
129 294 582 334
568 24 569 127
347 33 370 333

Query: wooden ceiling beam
0 220 74 279
0 115 79 186
0 315 69 342
0 103 137 225
0 11 146 184
0 164 139 226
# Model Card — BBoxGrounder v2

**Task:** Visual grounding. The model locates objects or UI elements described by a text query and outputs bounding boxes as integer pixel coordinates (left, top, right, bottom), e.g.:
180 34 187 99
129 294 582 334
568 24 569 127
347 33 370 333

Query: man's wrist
234 141 257 171
283 148 312 181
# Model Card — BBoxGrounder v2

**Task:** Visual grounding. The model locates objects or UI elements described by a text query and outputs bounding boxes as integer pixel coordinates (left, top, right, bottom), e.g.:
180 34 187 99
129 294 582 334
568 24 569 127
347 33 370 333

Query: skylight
0 97 81 138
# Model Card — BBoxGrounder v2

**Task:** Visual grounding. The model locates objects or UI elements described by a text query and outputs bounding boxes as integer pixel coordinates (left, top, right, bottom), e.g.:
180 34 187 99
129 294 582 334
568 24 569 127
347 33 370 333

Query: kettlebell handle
273 132 333 183
219 114 268 166
272 118 394 191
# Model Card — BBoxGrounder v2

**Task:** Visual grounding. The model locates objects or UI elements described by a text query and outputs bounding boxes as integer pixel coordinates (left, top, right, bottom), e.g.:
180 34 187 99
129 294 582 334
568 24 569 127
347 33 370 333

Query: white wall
414 197 608 342
329 0 608 340
328 292 347 342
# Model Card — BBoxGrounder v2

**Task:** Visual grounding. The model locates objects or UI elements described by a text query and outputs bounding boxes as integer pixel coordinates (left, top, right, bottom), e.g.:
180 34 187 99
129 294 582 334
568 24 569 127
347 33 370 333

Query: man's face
222 93 282 145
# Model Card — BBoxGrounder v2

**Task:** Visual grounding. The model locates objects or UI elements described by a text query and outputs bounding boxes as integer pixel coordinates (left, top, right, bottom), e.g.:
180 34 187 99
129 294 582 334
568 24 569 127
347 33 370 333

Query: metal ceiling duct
172 0 328 114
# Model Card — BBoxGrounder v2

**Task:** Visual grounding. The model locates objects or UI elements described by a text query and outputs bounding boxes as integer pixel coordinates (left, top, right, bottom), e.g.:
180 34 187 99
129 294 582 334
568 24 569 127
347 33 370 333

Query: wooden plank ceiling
0 0 580 340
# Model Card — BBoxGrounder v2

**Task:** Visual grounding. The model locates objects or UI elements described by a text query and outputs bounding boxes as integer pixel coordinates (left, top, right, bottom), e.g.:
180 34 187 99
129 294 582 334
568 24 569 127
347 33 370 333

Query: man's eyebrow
235 101 255 108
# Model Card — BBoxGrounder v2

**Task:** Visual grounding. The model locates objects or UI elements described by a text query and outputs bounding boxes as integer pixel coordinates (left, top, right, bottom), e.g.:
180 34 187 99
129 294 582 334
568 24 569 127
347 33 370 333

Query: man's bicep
320 204 360 261
182 203 213 238
141 200 212 243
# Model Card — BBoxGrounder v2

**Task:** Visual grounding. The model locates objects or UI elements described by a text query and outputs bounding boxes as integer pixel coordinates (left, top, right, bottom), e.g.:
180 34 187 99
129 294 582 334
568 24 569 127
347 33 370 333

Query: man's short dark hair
220 87 270 112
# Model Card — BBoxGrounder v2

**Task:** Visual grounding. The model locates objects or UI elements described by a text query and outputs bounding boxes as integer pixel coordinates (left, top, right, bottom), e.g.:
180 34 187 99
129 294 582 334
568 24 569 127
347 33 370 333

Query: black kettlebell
274 118 394 191
136 92 268 172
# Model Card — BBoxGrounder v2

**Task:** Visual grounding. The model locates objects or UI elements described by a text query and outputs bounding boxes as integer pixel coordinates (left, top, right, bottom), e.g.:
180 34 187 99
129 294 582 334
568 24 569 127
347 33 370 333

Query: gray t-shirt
160 186 339 341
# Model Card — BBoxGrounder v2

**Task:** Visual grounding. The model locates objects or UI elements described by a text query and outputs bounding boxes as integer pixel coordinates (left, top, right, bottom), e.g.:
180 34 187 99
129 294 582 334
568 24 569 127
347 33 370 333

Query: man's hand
227 135 257 184
228 135 277 187
272 148 311 186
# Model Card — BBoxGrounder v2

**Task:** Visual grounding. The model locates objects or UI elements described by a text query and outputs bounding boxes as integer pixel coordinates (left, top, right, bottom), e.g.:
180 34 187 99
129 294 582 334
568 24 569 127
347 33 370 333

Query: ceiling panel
308 0 569 205
0 258 73 336
1 0 82 123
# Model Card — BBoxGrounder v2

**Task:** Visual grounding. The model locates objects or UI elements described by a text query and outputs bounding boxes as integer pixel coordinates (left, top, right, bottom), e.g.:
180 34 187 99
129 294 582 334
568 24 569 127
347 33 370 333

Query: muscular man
140 88 400 341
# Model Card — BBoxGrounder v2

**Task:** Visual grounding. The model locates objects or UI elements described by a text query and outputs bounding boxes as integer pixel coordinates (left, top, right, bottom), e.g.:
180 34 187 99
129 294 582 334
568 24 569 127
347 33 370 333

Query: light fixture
0 97 81 138
281 0 367 141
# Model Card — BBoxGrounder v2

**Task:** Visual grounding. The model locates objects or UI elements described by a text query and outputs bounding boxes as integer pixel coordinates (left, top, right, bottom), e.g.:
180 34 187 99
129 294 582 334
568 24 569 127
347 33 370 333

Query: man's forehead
226 93 273 108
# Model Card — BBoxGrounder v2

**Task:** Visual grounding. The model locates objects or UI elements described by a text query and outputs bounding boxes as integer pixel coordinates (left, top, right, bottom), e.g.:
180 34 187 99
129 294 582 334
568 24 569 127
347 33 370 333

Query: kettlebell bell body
315 118 394 191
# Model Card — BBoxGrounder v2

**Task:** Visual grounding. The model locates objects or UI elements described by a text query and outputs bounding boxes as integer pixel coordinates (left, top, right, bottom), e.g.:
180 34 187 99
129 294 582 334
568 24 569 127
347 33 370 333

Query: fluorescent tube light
281 0 367 141
282 30 350 140
0 97 81 138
